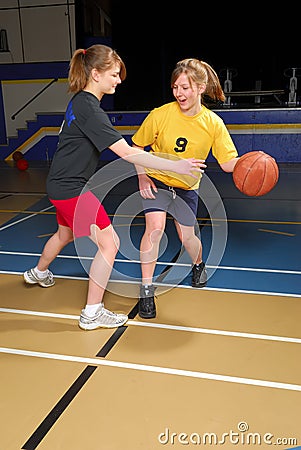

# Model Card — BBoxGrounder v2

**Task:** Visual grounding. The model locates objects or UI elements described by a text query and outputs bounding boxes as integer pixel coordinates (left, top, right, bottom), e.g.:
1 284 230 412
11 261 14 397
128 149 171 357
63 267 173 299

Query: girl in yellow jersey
132 58 240 319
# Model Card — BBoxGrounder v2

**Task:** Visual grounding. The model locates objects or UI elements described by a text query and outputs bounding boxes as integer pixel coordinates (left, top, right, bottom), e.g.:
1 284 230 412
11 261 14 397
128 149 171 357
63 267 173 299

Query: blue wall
2 105 301 163
107 109 301 163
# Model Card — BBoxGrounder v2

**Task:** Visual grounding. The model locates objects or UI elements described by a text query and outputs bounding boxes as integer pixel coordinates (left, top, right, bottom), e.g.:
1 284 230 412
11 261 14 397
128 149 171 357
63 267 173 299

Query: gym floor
0 159 300 450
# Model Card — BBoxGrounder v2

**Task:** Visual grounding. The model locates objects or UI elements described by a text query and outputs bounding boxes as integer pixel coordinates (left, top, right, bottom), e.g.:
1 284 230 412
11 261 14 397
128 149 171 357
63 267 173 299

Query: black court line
21 366 97 449
21 303 139 449
20 207 214 448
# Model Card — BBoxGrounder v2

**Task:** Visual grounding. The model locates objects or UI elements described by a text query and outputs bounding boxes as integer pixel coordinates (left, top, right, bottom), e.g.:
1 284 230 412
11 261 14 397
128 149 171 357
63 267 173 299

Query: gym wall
0 0 76 64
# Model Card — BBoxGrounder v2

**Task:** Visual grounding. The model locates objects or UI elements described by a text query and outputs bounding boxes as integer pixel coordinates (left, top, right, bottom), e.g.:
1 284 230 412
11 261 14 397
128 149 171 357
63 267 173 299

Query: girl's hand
174 158 206 178
138 174 158 199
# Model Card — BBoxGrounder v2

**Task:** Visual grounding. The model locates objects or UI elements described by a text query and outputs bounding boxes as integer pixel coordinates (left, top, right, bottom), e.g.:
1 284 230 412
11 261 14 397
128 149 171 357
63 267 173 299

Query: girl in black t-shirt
23 44 205 330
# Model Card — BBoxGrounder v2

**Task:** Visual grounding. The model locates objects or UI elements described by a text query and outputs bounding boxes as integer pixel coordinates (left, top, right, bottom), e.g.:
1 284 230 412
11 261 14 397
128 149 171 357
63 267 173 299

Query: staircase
1 112 64 161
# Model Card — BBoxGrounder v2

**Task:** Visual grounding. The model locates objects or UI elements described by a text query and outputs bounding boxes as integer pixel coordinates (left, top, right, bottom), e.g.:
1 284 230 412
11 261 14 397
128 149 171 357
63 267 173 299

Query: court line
1 270 301 298
258 228 295 236
0 250 300 275
22 304 136 450
1 204 301 225
22 365 97 450
1 346 301 392
0 209 55 215
128 321 301 344
0 205 53 231
1 307 301 344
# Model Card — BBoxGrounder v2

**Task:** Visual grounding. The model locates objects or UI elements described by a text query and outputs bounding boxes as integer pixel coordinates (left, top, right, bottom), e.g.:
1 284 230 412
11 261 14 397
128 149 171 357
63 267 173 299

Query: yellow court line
258 228 295 236
213 218 301 225
0 209 55 215
107 215 301 225
0 209 301 226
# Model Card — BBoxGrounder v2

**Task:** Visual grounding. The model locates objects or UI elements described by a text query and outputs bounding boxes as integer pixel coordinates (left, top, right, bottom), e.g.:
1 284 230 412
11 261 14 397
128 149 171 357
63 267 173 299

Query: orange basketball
233 151 279 196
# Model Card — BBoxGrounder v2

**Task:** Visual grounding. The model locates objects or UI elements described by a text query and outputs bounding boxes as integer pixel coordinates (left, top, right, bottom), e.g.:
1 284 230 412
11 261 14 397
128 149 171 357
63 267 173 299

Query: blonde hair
68 44 127 93
171 58 225 102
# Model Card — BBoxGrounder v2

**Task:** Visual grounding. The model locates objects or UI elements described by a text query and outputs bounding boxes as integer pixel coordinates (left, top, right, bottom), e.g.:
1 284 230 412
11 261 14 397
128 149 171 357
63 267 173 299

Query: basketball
233 151 279 197
12 151 24 161
16 158 29 171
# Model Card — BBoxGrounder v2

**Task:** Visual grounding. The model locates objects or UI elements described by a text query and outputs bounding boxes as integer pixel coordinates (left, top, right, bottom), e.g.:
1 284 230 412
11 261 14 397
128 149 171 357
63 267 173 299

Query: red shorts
50 191 111 238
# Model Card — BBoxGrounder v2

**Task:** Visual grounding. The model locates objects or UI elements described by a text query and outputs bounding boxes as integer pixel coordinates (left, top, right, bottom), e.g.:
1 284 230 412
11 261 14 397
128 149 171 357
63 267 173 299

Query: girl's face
94 63 122 95
172 72 205 115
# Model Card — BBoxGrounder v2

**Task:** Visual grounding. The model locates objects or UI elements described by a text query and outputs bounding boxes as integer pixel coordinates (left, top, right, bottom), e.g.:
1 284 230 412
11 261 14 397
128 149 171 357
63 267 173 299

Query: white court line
129 321 301 344
0 205 53 231
1 269 301 298
0 250 300 275
1 307 301 344
1 346 301 392
0 270 88 281
0 307 79 320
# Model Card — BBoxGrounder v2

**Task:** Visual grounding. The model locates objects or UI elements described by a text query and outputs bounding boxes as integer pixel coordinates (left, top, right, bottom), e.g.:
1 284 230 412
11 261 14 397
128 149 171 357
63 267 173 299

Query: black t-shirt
46 91 122 200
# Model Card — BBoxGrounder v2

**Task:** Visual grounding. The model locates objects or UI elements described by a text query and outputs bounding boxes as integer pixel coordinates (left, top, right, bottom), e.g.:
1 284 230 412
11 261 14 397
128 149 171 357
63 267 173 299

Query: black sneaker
139 284 156 319
191 262 207 288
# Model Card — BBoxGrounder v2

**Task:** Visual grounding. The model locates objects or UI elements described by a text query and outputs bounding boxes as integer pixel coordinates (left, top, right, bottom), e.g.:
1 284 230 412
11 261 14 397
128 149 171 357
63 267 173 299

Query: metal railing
11 78 58 120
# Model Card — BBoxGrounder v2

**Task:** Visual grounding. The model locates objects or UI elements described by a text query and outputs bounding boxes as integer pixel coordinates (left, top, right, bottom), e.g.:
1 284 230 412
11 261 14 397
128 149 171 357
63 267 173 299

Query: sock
84 303 102 317
34 266 48 278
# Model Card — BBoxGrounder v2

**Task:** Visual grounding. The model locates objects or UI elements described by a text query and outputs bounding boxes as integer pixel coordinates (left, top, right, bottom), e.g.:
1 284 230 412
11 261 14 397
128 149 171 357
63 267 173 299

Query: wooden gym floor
0 160 301 450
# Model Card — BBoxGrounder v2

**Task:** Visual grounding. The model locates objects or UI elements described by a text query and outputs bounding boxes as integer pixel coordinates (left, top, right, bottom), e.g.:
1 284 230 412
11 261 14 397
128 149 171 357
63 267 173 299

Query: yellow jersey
132 101 238 190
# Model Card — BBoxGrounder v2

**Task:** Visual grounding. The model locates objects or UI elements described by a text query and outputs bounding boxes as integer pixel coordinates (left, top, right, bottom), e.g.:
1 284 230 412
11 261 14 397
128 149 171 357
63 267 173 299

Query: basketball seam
242 153 263 196
256 158 267 196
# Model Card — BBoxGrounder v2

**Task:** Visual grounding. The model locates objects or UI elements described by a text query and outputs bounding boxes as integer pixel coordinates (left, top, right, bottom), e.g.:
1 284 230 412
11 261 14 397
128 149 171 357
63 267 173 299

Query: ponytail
171 58 225 103
201 60 225 102
68 49 87 93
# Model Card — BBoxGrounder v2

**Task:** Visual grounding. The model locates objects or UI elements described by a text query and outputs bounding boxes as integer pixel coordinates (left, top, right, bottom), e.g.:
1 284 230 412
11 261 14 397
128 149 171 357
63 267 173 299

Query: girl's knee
90 224 119 252
147 227 164 244
57 228 74 245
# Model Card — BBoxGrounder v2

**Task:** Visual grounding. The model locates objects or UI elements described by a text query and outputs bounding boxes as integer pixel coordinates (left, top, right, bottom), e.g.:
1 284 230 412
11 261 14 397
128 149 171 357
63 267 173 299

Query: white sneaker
23 268 55 287
79 304 128 330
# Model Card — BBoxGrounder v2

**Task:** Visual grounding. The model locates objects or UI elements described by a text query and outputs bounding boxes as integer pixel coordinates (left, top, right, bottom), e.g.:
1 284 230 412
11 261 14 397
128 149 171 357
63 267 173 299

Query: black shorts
141 178 199 227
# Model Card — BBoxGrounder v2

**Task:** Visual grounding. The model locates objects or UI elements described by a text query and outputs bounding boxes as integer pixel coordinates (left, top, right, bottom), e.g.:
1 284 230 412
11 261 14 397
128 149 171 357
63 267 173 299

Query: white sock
84 303 102 317
34 266 48 278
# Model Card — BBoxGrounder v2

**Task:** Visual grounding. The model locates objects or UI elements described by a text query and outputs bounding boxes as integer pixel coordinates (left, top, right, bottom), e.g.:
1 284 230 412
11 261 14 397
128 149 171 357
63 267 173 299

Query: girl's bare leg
139 211 166 286
37 225 74 271
87 224 119 305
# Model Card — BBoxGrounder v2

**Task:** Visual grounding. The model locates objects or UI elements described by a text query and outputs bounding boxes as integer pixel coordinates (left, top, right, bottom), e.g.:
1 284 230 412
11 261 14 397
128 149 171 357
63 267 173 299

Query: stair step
2 112 65 159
